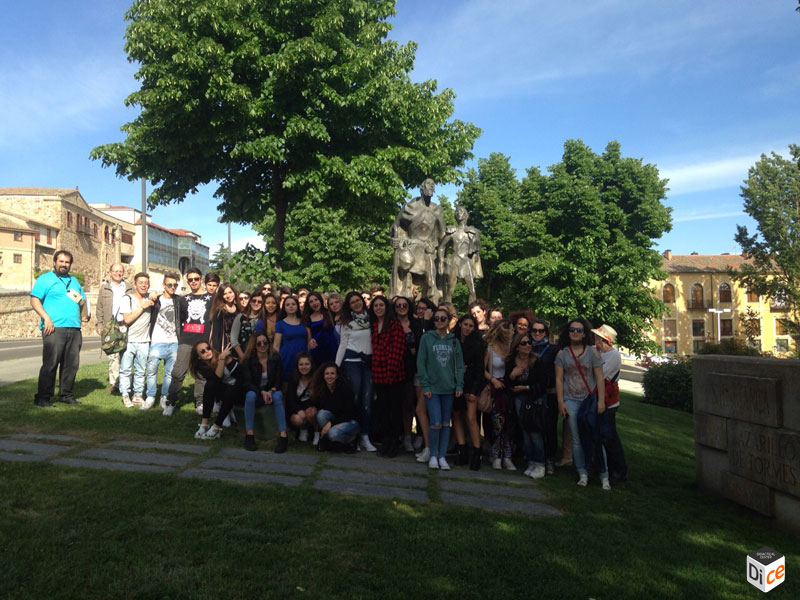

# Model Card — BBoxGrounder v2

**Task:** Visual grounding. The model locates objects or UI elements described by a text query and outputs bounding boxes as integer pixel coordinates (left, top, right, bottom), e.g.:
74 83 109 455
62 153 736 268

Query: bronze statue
439 205 482 303
389 179 446 303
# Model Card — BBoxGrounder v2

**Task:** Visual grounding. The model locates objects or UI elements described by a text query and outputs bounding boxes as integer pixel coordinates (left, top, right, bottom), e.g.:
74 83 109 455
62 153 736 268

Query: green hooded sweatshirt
416 330 464 395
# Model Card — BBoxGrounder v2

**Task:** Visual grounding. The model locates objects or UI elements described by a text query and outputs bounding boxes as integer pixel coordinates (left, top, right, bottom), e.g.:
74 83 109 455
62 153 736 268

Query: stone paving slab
76 448 195 467
0 451 47 463
181 468 302 487
326 455 423 475
217 447 319 465
440 492 562 516
52 458 176 474
107 440 210 455
319 468 428 489
11 433 82 443
0 440 71 456
437 467 532 484
314 479 428 502
440 479 547 500
199 457 314 476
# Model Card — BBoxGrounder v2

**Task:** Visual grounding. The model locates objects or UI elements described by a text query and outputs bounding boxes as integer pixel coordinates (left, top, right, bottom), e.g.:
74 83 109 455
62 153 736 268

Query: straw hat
591 324 617 344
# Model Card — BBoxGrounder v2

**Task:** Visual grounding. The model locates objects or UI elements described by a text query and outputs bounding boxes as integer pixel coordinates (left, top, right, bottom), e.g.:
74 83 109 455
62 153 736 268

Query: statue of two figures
389 179 483 304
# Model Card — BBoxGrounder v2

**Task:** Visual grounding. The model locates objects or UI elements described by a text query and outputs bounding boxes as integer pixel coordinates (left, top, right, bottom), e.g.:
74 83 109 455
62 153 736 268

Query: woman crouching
312 362 360 452
190 341 241 440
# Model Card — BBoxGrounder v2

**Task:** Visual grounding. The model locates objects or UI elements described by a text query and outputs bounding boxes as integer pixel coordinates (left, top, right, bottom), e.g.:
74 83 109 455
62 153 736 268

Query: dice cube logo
746 547 785 593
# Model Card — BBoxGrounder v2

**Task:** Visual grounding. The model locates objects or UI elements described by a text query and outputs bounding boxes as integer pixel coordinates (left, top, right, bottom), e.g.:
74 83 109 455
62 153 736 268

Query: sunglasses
198 346 212 354
165 283 178 288
518 340 532 346
531 327 546 334
394 303 408 309
250 298 263 304
187 277 201 282
239 295 250 301
256 340 269 347
569 327 584 333
433 315 449 322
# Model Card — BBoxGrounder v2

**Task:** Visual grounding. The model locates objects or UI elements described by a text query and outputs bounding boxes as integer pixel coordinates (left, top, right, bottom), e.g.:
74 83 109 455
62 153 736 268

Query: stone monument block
694 413 727 451
727 422 800 497
721 471 773 516
696 373 781 427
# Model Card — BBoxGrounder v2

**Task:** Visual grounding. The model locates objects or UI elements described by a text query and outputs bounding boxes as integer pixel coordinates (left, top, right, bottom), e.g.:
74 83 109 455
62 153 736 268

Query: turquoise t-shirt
30 271 86 329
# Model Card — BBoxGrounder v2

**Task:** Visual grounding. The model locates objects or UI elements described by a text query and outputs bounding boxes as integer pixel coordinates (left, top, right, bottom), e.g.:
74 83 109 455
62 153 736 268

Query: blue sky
1 0 798 256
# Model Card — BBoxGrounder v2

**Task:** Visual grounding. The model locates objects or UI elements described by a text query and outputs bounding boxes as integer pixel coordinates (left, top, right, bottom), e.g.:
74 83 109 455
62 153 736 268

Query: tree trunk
272 168 287 271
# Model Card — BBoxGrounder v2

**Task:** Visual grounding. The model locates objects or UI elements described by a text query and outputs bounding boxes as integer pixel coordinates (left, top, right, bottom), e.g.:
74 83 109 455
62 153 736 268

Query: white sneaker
492 458 502 470
602 478 611 491
159 397 167 410
402 435 415 453
298 428 309 442
132 395 143 405
577 474 589 487
194 404 203 415
523 462 535 477
360 435 377 452
428 456 439 469
203 425 222 440
194 424 209 439
415 447 430 463
121 394 133 408
438 457 451 471
503 458 516 471
531 466 546 479
213 401 222 414
222 411 237 427
162 404 174 416
140 397 156 411
312 431 320 446
413 436 423 451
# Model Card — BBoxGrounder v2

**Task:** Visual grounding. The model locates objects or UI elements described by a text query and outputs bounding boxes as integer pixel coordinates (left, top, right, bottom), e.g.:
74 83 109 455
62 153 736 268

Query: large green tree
91 0 479 269
731 145 800 337
459 142 672 352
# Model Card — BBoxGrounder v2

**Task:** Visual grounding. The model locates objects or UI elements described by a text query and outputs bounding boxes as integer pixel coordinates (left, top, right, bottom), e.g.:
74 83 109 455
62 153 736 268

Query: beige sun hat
591 324 617 344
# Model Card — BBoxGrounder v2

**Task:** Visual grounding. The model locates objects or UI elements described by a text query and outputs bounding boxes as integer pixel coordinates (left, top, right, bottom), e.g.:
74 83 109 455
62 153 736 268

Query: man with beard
164 268 214 413
30 250 89 407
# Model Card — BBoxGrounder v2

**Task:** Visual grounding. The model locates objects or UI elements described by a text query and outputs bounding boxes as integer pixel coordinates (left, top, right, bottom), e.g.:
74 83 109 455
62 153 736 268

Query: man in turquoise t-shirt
30 250 88 407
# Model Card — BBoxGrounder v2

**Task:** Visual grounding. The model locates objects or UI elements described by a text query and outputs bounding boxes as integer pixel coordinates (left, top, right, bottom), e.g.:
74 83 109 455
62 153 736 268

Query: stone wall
693 355 800 536
0 291 100 339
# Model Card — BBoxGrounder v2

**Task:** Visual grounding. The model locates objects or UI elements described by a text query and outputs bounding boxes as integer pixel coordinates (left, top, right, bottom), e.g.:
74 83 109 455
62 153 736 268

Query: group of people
31 252 627 488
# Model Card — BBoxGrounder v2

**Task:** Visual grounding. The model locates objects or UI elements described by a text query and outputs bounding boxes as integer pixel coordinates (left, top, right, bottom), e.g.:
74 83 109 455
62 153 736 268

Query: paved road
0 337 106 387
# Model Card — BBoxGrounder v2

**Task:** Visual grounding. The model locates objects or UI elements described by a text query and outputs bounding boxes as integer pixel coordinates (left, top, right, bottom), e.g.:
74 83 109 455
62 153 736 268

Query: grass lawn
0 363 798 599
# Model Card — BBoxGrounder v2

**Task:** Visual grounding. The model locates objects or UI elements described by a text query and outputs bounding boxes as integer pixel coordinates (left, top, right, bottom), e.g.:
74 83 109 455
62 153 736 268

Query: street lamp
708 308 732 343
217 216 231 252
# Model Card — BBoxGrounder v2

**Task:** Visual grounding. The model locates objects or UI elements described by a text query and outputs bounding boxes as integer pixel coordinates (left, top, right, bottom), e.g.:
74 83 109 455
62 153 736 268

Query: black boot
274 435 288 454
456 444 469 466
244 434 257 452
470 446 482 471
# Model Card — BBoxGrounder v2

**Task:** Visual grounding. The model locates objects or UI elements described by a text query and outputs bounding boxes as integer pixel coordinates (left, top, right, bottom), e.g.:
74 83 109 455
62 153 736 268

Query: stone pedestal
693 356 800 536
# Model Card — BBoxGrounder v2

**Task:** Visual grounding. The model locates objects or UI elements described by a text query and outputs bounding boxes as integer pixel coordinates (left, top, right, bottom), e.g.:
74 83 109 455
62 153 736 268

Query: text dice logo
747 547 785 593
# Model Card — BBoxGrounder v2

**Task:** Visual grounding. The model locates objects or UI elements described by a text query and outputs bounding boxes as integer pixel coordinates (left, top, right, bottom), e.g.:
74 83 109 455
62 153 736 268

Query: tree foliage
458 142 672 352
91 0 480 268
731 145 800 336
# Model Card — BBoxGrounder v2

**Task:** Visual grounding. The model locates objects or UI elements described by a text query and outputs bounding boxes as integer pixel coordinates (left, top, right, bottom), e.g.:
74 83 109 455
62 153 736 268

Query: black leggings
544 392 559 462
202 379 241 427
374 382 404 443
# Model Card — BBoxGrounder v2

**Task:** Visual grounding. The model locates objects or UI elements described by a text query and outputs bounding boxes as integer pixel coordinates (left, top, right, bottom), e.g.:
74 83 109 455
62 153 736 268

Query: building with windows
648 251 795 357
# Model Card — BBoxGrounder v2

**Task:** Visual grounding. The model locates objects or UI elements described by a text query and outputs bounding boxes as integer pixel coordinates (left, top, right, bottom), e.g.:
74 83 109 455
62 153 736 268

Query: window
122 232 133 244
662 283 675 303
776 318 791 336
776 338 790 352
692 319 705 337
772 288 788 308
46 228 52 244
93 223 98 236
67 212 73 226
104 226 109 243
13 232 23 242
719 283 732 303
720 319 733 336
747 288 759 302
664 320 677 337
664 340 677 354
13 254 22 264
690 283 704 309
693 340 706 353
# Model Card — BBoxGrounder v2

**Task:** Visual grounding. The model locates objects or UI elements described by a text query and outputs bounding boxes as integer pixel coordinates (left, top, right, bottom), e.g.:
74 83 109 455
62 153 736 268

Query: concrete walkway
0 433 562 517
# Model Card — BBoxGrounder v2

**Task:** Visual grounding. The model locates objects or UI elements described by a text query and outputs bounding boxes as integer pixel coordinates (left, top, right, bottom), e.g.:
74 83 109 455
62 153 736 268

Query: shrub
696 337 761 356
642 358 693 412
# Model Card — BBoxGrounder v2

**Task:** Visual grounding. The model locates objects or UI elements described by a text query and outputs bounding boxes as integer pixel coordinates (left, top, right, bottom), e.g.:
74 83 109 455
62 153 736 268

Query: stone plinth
693 356 800 536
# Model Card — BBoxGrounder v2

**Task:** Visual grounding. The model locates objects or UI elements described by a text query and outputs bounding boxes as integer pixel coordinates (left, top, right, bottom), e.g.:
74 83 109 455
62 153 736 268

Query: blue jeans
343 359 372 437
515 394 545 466
425 393 453 459
119 342 149 397
146 342 178 399
244 390 286 432
317 409 360 444
565 397 608 479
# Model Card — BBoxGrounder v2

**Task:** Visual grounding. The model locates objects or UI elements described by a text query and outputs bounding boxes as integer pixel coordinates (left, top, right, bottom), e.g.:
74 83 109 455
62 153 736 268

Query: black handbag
518 394 547 433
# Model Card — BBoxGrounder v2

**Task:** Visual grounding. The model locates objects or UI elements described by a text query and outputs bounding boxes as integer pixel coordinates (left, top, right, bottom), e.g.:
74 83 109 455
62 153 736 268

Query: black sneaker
34 398 54 408
244 434 257 452
58 397 80 405
274 435 288 454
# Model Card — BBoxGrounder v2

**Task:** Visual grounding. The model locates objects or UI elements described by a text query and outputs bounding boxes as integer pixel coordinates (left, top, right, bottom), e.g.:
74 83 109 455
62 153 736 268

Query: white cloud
661 156 755 196
672 211 744 223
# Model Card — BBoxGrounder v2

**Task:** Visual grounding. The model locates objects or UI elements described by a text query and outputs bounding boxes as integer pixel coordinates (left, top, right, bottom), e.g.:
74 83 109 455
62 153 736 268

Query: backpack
101 307 127 355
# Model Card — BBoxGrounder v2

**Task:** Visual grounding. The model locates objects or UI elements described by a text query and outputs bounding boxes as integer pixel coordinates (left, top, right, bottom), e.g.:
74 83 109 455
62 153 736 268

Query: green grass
1 365 798 599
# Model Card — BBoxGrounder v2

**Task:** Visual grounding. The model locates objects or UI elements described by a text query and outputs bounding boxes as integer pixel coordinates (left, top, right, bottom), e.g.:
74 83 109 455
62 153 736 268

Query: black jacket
315 379 358 425
148 295 182 341
285 375 316 415
240 354 282 395
461 334 488 396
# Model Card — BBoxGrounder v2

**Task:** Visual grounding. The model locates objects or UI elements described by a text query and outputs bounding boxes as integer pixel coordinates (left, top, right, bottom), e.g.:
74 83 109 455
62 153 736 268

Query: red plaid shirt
371 318 407 384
